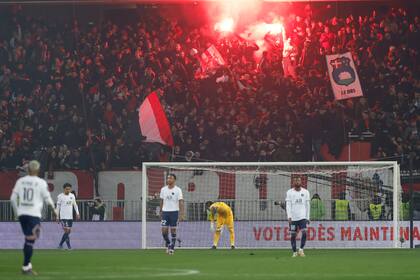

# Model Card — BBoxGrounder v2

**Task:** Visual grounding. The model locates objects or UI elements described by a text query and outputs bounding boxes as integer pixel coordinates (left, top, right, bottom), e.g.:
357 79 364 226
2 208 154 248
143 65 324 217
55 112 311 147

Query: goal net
142 162 403 249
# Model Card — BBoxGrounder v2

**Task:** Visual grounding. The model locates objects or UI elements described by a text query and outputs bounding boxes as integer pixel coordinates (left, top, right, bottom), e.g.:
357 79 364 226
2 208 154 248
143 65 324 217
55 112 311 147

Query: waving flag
138 92 174 147
195 45 226 79
326 52 363 100
202 45 226 67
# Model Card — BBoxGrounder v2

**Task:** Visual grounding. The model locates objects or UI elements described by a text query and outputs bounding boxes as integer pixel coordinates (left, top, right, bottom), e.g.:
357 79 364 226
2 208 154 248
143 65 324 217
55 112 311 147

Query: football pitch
1 249 419 280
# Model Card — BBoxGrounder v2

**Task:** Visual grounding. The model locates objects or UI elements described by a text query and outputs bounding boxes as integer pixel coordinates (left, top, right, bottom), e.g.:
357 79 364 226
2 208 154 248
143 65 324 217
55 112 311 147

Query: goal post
142 161 402 249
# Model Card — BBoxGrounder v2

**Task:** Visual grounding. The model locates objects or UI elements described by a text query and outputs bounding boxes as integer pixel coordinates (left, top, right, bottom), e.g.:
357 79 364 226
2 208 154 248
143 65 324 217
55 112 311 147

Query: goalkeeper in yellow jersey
205 201 235 249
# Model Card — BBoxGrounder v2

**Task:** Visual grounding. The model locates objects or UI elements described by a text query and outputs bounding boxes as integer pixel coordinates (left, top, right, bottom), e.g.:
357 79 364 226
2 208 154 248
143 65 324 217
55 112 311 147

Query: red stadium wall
0 171 19 200
2 168 418 203
0 171 94 200
321 142 371 161
402 183 420 193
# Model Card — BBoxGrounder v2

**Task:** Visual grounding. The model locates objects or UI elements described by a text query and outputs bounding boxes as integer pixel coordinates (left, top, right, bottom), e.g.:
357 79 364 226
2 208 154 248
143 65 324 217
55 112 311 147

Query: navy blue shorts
161 211 179 227
19 215 41 239
61 219 73 228
289 219 308 233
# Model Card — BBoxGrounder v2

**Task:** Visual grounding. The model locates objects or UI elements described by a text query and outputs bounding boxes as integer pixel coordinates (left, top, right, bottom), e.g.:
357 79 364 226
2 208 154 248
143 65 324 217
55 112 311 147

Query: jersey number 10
23 187 34 202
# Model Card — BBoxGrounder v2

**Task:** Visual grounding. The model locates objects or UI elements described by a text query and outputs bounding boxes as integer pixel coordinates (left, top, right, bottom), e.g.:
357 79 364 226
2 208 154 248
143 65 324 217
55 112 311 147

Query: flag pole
171 145 175 161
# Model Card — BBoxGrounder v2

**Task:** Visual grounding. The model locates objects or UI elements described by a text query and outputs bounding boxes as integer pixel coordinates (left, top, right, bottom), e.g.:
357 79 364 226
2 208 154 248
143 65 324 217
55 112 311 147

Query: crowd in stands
0 4 419 173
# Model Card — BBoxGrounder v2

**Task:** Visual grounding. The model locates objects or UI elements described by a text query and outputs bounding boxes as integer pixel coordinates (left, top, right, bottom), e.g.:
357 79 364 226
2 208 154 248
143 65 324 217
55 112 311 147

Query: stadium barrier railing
0 199 402 222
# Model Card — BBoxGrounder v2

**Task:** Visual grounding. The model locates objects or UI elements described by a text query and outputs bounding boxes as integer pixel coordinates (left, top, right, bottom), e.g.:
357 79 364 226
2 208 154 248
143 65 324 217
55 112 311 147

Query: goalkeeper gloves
210 222 215 232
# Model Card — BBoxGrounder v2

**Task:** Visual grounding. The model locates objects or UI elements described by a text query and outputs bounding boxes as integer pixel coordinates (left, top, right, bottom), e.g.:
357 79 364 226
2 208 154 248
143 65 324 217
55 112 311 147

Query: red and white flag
138 92 174 147
196 45 226 78
203 45 226 67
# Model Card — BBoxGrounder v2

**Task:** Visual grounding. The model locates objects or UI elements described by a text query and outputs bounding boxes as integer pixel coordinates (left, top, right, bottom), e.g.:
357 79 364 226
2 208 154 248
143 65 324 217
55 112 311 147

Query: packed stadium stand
0 3 418 172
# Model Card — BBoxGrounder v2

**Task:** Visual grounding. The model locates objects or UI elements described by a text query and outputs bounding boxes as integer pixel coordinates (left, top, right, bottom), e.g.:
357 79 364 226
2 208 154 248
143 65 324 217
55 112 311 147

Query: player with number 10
10 161 57 275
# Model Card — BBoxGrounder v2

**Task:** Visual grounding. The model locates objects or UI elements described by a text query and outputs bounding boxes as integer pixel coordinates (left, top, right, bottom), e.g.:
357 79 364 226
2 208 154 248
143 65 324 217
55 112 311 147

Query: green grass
1 249 420 279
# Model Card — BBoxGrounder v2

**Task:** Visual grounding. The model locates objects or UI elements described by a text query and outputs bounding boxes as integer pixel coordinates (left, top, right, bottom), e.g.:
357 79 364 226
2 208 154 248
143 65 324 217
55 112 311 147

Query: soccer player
56 183 80 249
10 160 58 275
206 201 235 249
285 177 310 257
160 173 184 255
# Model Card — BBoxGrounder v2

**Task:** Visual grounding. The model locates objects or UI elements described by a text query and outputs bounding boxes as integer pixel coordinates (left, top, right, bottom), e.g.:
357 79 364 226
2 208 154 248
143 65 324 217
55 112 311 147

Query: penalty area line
40 268 200 279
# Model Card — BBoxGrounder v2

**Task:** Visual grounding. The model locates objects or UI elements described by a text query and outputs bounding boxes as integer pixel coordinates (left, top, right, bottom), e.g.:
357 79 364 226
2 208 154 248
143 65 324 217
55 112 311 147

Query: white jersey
10 175 54 218
56 193 79 220
160 185 183 212
286 188 310 221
